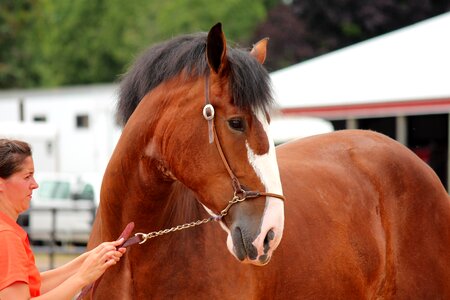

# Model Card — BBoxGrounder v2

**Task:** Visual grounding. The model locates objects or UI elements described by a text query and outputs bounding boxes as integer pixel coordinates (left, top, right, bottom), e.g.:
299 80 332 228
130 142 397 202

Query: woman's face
1 156 39 215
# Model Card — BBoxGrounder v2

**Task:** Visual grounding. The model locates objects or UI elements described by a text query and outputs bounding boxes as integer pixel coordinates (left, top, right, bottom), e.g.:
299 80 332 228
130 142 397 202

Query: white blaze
246 111 283 196
200 110 285 262
246 110 285 258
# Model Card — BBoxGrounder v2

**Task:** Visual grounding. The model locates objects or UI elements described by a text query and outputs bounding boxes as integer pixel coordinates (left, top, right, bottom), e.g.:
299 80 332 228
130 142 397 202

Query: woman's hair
0 138 32 179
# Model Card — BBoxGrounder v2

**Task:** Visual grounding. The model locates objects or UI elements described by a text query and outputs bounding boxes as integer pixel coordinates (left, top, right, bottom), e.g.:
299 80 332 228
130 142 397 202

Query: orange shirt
0 211 41 297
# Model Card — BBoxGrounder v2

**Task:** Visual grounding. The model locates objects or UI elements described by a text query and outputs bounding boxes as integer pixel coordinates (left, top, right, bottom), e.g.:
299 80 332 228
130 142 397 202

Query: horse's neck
99 155 205 240
159 181 206 228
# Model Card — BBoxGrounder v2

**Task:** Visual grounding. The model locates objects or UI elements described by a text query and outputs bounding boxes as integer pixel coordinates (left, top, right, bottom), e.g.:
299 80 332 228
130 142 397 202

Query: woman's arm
0 275 85 300
0 239 125 300
40 238 125 293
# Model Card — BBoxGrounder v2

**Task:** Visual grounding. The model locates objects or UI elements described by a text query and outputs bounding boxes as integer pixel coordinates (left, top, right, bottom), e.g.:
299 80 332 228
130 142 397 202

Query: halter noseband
203 73 285 217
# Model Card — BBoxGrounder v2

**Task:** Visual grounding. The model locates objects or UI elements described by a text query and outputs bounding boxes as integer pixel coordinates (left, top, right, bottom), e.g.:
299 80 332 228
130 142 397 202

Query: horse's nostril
263 229 275 254
259 254 269 264
232 227 246 261
232 226 258 260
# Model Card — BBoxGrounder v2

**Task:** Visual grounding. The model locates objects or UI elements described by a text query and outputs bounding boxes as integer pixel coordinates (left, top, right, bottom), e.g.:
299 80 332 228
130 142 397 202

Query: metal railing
19 205 96 270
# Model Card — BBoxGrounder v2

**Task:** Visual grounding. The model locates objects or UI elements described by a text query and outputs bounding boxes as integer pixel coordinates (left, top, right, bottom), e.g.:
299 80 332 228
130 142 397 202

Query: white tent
270 12 450 117
270 117 333 144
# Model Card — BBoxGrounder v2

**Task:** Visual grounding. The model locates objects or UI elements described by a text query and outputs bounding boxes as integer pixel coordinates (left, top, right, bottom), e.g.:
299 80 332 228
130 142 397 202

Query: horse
86 23 450 299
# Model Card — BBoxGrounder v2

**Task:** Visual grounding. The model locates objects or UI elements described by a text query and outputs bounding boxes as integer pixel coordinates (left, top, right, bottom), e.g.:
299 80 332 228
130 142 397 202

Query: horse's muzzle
229 225 276 266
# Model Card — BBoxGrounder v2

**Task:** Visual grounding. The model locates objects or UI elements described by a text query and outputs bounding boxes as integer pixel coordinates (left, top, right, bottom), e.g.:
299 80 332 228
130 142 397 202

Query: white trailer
0 122 59 173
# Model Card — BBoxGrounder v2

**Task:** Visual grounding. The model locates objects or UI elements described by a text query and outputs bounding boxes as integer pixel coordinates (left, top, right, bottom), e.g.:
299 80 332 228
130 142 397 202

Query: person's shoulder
0 215 26 236
0 226 22 241
0 222 13 232
0 214 16 232
0 229 25 256
0 219 15 231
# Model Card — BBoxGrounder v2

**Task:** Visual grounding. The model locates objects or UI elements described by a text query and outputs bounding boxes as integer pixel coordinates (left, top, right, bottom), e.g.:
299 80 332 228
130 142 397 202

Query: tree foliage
0 0 37 88
2 0 449 88
0 0 268 88
254 0 450 71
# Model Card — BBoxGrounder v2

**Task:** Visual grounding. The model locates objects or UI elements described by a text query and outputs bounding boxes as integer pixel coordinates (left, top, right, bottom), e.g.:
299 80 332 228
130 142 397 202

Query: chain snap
135 233 149 244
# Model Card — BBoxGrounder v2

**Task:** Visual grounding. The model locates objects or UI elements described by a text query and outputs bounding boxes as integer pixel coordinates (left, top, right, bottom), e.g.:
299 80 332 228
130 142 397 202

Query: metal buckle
202 104 215 121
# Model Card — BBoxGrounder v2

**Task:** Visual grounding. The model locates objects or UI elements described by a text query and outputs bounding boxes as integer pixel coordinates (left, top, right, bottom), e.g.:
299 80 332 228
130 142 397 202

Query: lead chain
135 194 248 245
135 216 218 244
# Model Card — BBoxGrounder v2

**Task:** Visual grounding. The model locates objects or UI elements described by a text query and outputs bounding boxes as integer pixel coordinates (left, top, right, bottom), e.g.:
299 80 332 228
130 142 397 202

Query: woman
0 138 126 299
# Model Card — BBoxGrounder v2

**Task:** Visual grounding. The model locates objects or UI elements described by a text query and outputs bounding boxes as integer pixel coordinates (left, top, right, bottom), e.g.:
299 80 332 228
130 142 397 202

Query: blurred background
1 0 449 270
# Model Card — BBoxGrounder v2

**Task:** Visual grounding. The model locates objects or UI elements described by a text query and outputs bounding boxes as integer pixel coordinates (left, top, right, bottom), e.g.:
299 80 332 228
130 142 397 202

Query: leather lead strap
77 222 140 300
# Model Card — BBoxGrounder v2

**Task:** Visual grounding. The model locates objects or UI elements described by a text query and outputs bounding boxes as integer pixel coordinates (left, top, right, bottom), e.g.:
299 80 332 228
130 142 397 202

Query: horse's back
275 129 450 299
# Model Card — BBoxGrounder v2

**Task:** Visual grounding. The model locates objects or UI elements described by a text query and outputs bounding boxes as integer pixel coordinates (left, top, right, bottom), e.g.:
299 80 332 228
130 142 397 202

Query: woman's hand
75 239 126 285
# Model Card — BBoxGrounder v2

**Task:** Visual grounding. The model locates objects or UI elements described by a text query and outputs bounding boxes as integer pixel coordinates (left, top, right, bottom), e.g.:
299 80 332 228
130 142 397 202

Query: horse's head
117 23 284 266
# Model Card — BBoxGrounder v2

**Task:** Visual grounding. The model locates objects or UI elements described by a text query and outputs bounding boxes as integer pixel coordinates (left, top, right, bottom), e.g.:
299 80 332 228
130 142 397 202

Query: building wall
0 98 20 121
0 85 122 178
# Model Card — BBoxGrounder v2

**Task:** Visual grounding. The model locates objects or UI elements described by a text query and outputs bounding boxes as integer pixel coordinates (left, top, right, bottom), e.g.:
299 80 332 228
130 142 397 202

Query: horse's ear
207 22 227 74
250 38 269 64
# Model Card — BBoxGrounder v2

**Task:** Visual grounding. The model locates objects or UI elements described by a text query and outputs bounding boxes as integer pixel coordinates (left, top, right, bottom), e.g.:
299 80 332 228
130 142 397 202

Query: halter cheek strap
202 73 286 217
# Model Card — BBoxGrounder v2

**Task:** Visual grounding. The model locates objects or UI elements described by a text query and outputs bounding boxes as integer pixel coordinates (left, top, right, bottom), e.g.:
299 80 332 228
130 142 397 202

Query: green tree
152 0 267 45
254 0 450 70
0 0 37 88
1 0 269 88
25 0 158 86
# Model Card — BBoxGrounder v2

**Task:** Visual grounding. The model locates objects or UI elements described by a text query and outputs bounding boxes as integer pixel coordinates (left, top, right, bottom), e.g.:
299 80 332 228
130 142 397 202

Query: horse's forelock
228 49 273 114
116 32 273 126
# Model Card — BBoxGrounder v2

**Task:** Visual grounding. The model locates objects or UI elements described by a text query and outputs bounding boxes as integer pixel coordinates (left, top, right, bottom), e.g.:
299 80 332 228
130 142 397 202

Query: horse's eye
228 118 245 132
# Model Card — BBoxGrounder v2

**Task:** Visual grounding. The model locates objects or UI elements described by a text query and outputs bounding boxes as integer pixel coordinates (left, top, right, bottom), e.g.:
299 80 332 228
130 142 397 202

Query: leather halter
116 73 286 245
131 73 286 245
202 72 286 217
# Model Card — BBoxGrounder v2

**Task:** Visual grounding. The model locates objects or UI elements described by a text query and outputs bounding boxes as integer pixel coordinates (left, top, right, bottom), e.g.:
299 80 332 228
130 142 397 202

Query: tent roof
270 12 450 117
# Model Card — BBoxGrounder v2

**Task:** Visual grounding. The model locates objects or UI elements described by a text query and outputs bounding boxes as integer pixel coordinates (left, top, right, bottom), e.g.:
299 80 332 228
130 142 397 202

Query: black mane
117 32 273 126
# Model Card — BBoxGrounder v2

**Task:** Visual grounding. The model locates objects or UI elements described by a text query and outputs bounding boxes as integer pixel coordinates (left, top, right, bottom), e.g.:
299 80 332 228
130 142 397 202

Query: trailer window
76 114 89 129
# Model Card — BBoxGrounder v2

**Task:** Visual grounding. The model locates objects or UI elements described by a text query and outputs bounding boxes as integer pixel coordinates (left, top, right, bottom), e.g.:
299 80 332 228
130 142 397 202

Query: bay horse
87 23 450 299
